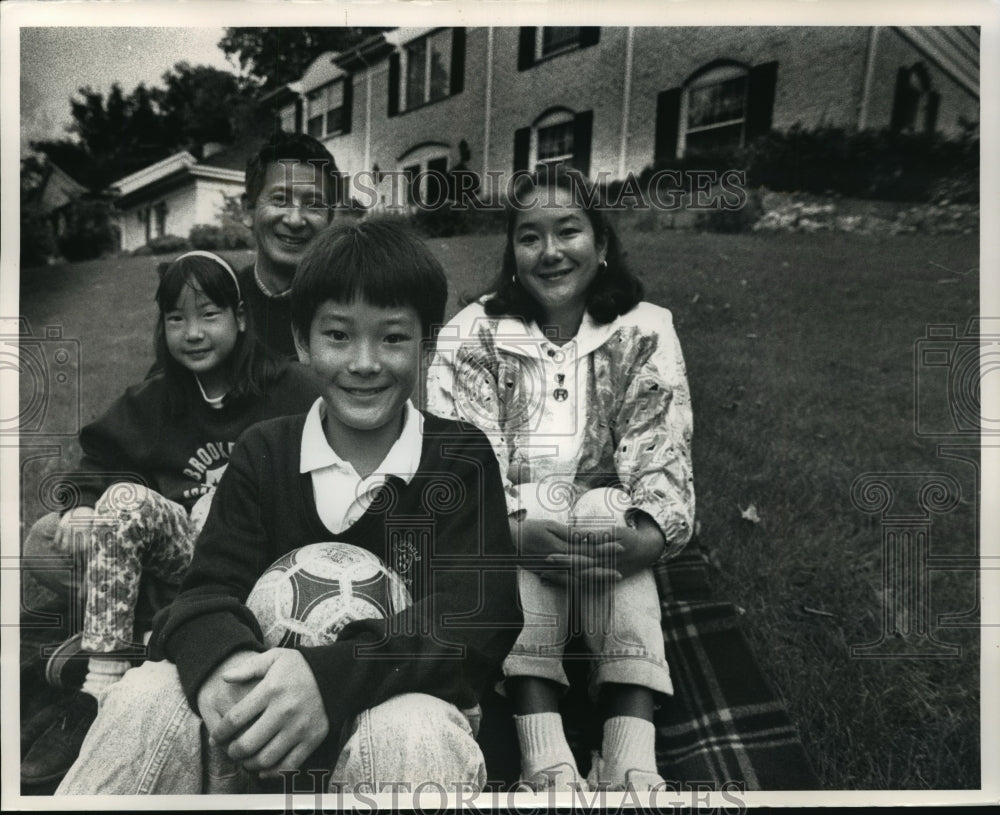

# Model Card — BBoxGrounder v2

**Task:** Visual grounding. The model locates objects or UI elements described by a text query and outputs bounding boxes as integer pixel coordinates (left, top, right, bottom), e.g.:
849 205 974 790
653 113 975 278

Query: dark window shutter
746 61 778 141
889 67 910 132
518 28 536 71
341 76 353 134
573 110 593 177
654 88 682 163
294 99 303 133
513 127 531 173
579 27 600 48
450 28 466 96
925 91 940 134
388 52 400 117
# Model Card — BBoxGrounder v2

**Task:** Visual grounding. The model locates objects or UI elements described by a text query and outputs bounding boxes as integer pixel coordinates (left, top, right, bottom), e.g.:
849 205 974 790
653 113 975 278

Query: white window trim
401 28 451 112
306 80 346 139
678 63 749 157
397 144 451 209
535 27 582 61
531 109 575 168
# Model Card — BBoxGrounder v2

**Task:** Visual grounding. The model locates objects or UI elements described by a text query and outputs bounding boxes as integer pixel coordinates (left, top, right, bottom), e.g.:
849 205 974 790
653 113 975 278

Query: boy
238 132 340 359
56 220 523 794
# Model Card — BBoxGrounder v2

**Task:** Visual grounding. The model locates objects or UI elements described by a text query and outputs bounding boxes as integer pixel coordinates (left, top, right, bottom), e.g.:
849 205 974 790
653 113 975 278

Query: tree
218 28 388 90
31 63 260 191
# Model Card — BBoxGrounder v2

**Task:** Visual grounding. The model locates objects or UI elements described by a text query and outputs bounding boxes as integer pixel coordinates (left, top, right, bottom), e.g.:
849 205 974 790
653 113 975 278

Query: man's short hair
291 219 448 343
245 132 342 208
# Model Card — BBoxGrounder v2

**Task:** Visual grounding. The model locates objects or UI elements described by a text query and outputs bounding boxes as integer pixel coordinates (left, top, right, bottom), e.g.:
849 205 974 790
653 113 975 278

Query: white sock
514 712 581 780
600 716 659 777
80 656 130 700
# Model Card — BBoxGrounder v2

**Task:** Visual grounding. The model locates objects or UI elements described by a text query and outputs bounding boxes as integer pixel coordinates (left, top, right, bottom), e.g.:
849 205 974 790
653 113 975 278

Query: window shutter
889 67 910 132
579 27 601 48
746 61 779 141
294 98 303 134
573 110 593 177
451 28 466 96
342 76 353 134
518 28 536 71
388 52 401 117
654 88 681 163
513 127 531 172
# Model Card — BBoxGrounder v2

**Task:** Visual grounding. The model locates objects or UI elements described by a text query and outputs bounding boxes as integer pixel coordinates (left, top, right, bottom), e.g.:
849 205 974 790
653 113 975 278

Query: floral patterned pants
83 484 205 653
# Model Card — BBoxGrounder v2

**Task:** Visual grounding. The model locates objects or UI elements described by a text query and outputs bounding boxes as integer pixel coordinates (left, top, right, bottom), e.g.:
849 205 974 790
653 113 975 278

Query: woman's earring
511 274 518 285
599 259 608 270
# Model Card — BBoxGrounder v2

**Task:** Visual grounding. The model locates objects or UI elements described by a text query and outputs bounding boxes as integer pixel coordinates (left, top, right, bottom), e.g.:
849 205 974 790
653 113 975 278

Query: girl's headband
173 250 241 301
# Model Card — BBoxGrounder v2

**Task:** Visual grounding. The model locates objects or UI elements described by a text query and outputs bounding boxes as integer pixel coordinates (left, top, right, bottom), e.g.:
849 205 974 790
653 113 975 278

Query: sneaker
586 754 666 792
20 692 98 786
44 633 87 690
520 761 589 792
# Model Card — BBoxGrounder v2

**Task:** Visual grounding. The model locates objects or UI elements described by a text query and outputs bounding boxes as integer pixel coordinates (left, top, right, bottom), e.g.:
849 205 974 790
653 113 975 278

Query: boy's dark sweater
70 364 318 512
150 411 523 739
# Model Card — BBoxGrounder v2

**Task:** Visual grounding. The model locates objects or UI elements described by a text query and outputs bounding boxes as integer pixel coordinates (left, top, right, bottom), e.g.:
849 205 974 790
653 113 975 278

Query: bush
20 205 57 267
189 224 224 250
743 125 979 203
56 199 120 262
144 234 190 255
696 187 764 233
409 203 506 238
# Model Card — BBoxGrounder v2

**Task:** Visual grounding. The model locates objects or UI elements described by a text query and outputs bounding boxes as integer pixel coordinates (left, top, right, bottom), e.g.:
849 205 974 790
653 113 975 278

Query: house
111 144 249 253
25 161 89 240
264 26 979 207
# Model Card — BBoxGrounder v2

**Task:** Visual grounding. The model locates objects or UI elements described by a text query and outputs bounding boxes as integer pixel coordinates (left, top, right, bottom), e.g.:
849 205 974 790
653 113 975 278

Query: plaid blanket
478 541 820 791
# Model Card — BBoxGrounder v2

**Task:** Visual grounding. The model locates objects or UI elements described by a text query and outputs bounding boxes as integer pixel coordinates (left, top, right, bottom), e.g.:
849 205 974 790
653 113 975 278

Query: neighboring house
26 161 89 239
264 26 979 207
111 145 248 252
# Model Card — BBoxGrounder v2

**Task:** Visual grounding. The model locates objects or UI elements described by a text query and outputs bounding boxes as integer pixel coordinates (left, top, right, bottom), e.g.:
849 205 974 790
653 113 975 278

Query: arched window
680 62 750 154
512 108 594 176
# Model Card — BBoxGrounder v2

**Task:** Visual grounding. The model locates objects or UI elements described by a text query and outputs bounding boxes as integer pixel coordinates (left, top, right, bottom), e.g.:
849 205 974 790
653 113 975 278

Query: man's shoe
20 692 98 786
44 633 87 690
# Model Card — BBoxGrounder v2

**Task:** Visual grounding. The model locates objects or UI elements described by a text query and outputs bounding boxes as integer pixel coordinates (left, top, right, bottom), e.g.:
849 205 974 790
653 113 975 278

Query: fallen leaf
738 503 761 524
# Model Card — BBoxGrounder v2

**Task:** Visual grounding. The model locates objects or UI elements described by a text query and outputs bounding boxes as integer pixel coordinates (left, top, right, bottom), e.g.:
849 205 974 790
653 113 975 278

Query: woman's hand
511 517 623 589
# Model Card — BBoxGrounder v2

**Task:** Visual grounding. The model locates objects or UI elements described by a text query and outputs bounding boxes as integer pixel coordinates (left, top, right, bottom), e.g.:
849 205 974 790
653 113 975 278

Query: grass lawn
16 228 979 790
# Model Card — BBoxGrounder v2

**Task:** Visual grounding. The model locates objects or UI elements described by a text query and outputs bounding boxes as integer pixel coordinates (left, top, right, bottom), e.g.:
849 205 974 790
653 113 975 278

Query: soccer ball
245 542 412 648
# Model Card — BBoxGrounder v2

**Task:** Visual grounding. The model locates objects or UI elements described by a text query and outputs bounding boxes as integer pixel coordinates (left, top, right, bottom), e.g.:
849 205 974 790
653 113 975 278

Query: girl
21 251 318 785
425 167 695 792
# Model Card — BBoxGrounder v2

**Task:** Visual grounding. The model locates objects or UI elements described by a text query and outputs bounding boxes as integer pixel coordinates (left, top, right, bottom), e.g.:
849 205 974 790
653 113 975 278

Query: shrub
219 195 253 249
189 224 224 250
20 205 57 267
743 125 979 203
409 204 505 238
56 199 120 262
145 234 190 255
696 187 764 233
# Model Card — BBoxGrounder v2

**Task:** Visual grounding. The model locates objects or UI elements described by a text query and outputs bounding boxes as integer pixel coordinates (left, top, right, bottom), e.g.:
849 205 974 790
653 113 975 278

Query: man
239 132 341 358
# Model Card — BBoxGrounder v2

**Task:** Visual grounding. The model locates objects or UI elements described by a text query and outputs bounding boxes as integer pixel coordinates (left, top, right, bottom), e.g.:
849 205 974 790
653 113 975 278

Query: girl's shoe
44 633 86 690
520 761 589 792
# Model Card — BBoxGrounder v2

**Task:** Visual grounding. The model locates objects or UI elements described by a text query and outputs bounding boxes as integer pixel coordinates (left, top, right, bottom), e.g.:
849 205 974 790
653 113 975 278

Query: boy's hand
197 650 260 740
54 506 101 551
212 648 329 777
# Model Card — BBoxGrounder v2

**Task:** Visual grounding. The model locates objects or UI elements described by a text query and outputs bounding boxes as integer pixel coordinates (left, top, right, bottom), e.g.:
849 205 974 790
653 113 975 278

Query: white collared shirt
299 398 424 534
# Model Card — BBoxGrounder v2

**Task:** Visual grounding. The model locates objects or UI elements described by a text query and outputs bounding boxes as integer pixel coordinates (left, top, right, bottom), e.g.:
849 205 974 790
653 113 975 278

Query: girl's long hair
153 253 283 413
469 165 643 325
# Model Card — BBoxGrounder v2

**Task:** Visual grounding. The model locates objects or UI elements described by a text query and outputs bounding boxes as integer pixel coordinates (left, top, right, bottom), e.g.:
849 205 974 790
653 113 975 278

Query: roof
111 149 245 208
197 139 258 173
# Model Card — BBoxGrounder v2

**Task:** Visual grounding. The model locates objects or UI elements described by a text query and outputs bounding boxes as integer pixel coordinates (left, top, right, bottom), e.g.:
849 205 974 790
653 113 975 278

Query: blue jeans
56 660 486 794
503 566 673 698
